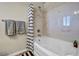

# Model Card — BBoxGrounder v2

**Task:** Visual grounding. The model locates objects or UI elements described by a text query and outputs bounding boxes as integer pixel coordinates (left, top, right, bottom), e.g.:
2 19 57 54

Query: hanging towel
5 20 16 36
16 21 26 34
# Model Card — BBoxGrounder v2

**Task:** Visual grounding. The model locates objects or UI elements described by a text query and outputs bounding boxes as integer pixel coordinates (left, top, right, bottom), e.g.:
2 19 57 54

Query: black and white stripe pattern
16 51 34 56
26 4 34 53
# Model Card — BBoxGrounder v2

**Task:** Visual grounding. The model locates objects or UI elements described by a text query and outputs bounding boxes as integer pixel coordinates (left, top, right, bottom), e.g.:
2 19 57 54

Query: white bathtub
34 36 79 56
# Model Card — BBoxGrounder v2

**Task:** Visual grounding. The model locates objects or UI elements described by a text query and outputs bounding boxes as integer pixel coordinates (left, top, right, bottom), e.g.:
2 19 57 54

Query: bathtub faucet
73 40 78 48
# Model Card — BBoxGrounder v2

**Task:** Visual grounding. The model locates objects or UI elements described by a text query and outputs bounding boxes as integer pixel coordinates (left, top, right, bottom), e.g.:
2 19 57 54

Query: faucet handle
73 40 78 48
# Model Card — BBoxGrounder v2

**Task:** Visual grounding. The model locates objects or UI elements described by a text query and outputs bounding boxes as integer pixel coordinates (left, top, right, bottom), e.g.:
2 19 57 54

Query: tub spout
73 40 78 48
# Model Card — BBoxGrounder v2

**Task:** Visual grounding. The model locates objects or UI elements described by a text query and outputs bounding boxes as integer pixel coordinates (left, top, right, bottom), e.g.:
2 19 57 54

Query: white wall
45 2 79 42
33 3 44 37
0 2 45 56
0 2 28 55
